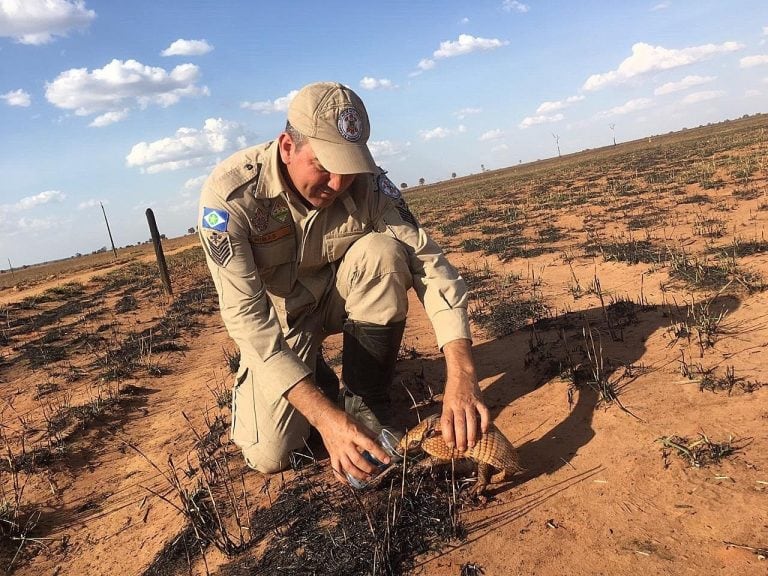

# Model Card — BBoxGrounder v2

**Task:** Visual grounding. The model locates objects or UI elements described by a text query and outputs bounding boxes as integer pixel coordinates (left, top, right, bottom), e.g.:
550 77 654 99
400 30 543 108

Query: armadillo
397 414 522 494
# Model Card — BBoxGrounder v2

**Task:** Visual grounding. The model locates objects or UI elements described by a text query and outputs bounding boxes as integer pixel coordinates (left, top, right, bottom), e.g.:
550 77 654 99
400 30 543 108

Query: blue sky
1 0 767 267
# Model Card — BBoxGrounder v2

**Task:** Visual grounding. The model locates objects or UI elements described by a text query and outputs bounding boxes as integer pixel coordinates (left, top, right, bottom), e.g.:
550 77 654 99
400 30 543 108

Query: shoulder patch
202 207 229 232
201 229 233 267
377 173 418 228
377 173 401 199
396 203 419 228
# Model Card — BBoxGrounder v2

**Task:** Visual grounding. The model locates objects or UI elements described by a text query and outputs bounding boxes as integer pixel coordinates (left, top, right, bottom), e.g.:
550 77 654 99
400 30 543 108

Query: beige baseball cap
287 82 377 175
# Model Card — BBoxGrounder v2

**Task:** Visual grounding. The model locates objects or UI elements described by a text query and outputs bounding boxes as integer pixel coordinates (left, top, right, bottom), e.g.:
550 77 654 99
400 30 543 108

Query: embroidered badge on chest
202 229 233 267
377 174 401 199
337 107 363 142
253 206 270 232
271 203 290 224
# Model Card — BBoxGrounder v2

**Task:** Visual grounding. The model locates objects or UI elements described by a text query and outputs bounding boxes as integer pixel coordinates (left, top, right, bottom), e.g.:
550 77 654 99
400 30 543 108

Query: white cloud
680 90 724 104
597 98 653 117
77 198 106 210
654 74 716 95
0 0 95 45
519 113 564 129
180 175 207 198
459 17 469 24
535 95 584 114
479 129 504 141
745 89 762 97
17 216 59 231
241 89 298 113
16 190 66 209
1 88 30 107
1 190 66 212
183 174 207 191
651 2 669 11
166 197 197 213
45 59 208 120
126 118 250 173
419 127 452 141
417 58 435 71
491 143 509 152
433 34 508 59
369 139 409 160
415 34 508 73
89 108 129 127
502 1 529 13
740 54 768 68
583 41 744 91
359 77 395 90
161 38 213 57
454 107 481 119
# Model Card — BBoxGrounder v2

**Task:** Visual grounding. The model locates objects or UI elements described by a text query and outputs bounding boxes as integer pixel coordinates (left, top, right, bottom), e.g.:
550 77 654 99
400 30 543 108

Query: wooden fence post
145 208 173 296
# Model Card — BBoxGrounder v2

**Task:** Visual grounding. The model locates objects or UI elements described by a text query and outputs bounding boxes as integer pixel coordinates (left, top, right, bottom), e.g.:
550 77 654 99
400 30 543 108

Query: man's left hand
440 339 490 452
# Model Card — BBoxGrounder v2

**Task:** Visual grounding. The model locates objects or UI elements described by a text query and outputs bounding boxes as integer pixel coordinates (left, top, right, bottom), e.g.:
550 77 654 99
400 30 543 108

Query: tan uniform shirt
198 141 471 401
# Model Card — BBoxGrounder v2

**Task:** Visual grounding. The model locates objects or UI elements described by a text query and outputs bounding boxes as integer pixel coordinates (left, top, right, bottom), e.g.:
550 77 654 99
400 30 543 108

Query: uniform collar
253 140 288 200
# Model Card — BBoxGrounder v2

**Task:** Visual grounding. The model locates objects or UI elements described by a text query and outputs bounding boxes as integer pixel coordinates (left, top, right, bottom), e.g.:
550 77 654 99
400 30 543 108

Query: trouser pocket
231 367 258 447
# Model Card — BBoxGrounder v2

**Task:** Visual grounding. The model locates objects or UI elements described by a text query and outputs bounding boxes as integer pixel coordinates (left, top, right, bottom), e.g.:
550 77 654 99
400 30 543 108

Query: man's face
279 133 357 209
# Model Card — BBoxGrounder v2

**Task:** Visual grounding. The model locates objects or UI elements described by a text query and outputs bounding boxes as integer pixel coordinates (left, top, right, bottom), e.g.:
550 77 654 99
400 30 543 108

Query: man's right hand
285 377 390 486
315 408 391 485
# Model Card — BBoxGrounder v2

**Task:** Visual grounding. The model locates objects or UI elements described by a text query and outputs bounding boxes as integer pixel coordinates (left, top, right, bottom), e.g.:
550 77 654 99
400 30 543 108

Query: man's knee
348 233 410 278
239 436 305 474
230 373 310 474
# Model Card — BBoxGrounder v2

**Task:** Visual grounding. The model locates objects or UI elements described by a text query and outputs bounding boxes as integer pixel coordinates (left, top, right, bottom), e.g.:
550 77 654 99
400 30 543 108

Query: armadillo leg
473 462 492 495
490 469 508 484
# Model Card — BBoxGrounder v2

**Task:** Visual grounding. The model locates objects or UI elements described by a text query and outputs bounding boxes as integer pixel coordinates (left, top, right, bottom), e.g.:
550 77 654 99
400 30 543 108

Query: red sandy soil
1 117 767 575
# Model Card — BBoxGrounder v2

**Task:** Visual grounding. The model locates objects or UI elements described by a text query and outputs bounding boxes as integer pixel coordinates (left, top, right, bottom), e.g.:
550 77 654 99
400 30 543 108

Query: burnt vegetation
2 115 768 574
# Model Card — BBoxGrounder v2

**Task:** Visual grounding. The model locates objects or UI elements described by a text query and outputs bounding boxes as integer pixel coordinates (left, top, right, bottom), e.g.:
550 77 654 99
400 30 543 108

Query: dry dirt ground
1 115 767 576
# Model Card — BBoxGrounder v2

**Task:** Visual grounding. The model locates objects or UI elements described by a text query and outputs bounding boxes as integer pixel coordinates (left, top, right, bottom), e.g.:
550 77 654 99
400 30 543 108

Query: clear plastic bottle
346 429 403 489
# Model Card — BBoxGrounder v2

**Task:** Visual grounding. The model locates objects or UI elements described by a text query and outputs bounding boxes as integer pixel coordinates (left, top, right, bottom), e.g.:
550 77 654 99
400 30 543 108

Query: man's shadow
394 294 742 484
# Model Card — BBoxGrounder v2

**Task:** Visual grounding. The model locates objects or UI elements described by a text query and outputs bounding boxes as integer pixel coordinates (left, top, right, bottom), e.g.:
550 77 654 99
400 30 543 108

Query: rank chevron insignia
202 230 232 267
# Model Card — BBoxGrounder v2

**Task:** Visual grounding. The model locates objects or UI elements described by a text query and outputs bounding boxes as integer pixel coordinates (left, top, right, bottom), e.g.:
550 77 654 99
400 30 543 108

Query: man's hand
286 378 390 486
440 339 490 452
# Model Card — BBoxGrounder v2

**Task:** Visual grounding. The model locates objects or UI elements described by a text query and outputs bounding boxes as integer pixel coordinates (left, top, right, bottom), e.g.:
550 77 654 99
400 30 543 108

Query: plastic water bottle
346 429 403 489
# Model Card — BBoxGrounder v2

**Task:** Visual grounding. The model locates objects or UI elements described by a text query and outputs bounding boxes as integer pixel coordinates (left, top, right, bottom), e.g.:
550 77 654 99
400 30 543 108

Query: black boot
341 320 405 449
314 347 340 402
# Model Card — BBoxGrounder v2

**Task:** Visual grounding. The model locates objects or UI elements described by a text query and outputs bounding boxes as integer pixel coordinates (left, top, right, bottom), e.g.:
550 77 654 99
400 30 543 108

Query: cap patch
377 174 401 199
337 107 363 142
201 229 233 267
202 207 229 232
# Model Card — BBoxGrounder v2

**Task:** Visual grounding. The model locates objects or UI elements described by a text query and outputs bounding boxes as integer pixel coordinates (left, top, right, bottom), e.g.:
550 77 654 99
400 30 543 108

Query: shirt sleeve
369 173 472 349
199 194 311 400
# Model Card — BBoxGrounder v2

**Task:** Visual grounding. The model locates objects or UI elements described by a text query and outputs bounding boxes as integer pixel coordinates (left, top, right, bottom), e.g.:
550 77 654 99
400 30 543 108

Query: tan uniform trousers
232 232 411 473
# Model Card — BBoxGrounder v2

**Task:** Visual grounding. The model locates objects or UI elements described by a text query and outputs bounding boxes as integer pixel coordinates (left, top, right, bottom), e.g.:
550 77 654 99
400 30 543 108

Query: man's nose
328 173 343 189
328 173 353 191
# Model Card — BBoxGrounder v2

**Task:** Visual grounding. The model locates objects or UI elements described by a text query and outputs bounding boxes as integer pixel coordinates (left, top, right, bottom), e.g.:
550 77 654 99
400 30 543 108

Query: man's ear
278 132 294 164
